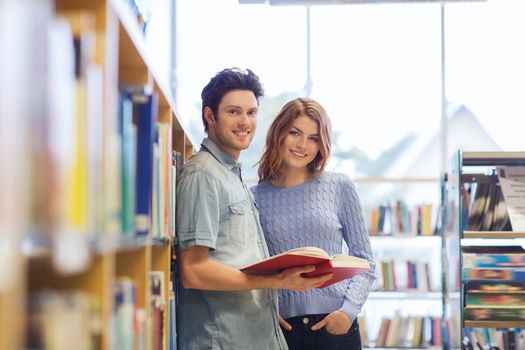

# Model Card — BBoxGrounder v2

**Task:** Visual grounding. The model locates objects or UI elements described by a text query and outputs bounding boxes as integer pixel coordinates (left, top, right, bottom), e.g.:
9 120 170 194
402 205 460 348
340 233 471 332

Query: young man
176 68 332 349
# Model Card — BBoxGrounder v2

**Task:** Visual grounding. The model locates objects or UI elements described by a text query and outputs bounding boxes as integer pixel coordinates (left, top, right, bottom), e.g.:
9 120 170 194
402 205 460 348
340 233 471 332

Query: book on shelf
466 281 525 294
371 314 443 348
463 267 525 281
497 166 525 231
464 306 525 321
463 328 524 350
466 181 512 231
240 246 371 288
465 293 525 306
463 252 525 268
375 259 434 292
462 245 525 254
121 84 174 239
169 290 177 350
379 260 397 291
385 312 402 347
113 277 137 350
119 88 137 237
47 10 103 274
149 271 166 350
27 289 99 349
357 317 368 347
374 317 390 347
131 88 158 236
367 201 438 236
152 122 173 239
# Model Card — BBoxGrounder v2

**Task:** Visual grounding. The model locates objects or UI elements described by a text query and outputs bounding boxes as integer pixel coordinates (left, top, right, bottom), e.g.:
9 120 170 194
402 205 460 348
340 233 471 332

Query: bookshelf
0 0 193 349
355 178 445 348
444 150 525 350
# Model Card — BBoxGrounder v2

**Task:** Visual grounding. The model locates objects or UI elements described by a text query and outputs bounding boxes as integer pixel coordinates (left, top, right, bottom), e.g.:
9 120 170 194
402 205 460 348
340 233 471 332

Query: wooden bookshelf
0 0 193 348
0 268 25 350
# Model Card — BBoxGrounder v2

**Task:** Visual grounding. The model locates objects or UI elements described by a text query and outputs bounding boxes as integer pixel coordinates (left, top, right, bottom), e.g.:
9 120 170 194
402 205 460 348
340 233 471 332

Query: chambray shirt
176 138 287 350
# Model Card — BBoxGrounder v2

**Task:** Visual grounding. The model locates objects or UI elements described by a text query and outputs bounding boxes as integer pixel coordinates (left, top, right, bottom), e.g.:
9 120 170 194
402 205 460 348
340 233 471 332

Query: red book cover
241 247 371 288
407 261 414 289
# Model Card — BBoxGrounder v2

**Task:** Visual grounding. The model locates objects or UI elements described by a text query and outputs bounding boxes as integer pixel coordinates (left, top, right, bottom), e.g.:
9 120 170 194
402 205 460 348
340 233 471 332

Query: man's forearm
179 257 280 291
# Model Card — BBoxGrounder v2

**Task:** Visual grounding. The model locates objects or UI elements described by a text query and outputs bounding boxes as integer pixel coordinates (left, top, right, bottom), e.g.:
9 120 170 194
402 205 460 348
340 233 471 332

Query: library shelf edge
444 150 525 350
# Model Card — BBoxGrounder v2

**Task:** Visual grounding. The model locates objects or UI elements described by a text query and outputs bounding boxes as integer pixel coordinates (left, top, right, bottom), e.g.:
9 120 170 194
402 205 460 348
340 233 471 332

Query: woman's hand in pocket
311 311 352 335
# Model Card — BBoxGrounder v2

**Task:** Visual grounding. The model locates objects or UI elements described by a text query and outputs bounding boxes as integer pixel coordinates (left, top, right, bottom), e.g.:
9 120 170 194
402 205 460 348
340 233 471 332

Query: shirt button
302 317 309 325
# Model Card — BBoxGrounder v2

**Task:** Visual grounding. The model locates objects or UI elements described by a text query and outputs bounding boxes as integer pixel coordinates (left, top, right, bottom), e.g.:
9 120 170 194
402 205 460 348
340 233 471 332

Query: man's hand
278 315 292 331
311 310 352 335
276 266 333 291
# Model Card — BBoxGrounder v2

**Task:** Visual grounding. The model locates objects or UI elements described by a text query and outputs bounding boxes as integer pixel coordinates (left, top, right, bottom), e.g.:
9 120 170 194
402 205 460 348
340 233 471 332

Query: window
175 0 524 182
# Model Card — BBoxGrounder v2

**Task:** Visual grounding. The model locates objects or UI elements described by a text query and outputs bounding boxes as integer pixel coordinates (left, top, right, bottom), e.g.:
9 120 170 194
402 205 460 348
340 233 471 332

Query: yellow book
357 317 368 347
62 11 97 234
412 316 422 347
422 204 434 236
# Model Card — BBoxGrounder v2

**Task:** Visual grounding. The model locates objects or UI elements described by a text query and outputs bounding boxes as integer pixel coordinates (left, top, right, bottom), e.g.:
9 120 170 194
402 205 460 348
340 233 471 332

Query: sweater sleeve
337 175 377 321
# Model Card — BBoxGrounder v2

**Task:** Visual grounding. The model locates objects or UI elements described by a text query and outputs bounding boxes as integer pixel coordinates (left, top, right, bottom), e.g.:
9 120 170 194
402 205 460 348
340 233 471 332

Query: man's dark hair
201 67 264 132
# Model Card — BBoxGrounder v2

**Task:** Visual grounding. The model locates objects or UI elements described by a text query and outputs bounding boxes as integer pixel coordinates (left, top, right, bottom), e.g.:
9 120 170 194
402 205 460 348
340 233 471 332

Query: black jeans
281 313 362 350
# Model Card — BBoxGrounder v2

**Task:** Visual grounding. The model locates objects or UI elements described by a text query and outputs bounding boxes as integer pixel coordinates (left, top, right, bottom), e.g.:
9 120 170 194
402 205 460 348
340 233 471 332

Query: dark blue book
131 89 158 236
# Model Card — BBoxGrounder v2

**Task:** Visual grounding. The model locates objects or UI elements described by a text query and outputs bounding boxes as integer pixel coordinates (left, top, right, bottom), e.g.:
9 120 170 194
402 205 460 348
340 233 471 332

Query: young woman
252 98 376 350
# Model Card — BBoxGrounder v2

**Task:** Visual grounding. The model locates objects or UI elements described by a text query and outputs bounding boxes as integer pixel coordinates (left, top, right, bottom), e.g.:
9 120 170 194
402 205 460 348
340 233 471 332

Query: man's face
205 89 258 159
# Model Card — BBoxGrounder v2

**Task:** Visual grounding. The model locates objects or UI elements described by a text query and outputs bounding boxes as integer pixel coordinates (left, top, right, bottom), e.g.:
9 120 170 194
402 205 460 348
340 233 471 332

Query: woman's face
281 115 320 173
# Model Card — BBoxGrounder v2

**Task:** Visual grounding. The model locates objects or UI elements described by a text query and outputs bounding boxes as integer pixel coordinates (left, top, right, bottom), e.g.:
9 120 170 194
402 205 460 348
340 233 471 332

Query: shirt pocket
227 199 254 244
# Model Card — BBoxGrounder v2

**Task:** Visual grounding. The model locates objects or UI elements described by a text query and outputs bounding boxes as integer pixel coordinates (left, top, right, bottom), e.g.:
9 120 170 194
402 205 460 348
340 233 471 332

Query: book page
331 254 370 268
497 166 525 231
287 246 330 258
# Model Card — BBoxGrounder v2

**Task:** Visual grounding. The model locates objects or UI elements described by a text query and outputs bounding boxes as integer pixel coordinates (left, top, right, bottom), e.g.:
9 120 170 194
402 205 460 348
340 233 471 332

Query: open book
241 247 371 288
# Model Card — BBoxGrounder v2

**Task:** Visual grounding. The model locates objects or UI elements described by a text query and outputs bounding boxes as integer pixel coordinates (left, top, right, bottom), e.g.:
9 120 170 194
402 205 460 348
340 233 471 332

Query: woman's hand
311 310 352 335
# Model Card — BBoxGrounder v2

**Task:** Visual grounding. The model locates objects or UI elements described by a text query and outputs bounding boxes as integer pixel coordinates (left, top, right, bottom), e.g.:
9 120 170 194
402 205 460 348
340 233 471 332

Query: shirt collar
201 138 241 172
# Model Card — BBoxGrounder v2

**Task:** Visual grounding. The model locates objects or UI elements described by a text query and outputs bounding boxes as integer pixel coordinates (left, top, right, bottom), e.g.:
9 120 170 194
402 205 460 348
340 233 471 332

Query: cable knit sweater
251 172 376 321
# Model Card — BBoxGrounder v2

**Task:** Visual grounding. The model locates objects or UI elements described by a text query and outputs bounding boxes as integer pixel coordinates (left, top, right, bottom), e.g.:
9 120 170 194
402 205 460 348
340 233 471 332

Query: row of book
463 247 525 282
463 328 525 350
8 8 109 275
119 86 182 240
361 313 445 348
375 259 436 292
463 181 512 231
6 5 180 253
113 272 175 350
0 3 179 349
446 177 518 234
463 247 525 322
465 283 525 322
366 201 439 236
26 290 101 349
25 273 176 350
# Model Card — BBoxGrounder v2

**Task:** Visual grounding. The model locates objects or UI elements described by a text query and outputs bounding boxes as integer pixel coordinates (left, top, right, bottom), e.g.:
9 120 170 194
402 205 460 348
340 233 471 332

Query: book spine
133 92 158 236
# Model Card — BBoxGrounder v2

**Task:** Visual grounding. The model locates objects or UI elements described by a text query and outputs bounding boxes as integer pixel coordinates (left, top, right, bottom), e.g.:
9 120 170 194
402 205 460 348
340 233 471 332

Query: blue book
463 253 525 268
131 89 158 236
